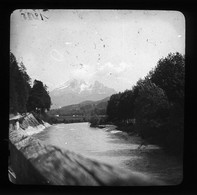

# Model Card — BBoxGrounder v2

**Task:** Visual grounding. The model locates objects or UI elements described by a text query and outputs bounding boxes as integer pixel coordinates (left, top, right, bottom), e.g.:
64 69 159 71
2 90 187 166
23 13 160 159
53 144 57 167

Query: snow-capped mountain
50 79 116 109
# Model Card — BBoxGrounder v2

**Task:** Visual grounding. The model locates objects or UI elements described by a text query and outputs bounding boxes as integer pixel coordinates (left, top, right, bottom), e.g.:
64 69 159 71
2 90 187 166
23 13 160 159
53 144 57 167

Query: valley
49 79 116 109
47 96 109 124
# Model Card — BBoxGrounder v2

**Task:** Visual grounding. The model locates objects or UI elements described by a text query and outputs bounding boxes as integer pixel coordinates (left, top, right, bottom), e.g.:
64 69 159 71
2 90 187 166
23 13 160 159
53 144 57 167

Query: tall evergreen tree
9 53 19 113
10 52 31 114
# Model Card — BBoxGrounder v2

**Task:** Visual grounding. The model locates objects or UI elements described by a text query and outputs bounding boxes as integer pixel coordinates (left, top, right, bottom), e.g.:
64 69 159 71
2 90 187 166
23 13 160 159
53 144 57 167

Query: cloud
92 61 133 92
93 61 132 90
97 61 129 77
71 63 95 81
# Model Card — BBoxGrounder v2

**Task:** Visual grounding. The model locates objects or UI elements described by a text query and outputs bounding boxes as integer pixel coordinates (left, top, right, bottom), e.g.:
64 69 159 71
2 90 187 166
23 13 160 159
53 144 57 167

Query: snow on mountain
50 79 116 109
79 83 92 93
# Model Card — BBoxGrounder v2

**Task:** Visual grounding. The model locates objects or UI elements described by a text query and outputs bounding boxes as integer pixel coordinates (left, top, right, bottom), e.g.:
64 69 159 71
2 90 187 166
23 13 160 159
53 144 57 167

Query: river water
33 122 183 185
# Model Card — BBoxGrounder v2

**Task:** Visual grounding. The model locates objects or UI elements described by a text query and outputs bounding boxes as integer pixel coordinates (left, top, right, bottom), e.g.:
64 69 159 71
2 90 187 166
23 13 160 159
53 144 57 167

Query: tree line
106 52 185 154
9 52 51 115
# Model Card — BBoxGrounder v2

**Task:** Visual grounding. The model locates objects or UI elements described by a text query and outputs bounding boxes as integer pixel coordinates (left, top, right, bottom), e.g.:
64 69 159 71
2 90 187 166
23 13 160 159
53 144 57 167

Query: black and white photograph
9 9 185 186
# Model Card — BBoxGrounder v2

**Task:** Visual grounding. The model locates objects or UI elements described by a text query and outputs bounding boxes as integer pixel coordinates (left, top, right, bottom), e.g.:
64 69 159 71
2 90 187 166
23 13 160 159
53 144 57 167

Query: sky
10 9 185 92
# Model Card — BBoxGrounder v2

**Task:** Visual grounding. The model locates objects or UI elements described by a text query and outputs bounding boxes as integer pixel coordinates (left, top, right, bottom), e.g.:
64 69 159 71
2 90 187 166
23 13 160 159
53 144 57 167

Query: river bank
93 123 183 185
9 112 51 139
9 114 167 185
97 120 183 159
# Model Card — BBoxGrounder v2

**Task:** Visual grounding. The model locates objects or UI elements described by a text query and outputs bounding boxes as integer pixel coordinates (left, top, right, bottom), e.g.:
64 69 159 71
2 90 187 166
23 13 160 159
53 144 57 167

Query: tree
149 52 185 105
10 52 31 114
105 52 184 155
19 61 31 87
27 80 51 113
106 93 122 121
118 90 135 122
148 52 184 153
134 79 170 139
9 53 19 113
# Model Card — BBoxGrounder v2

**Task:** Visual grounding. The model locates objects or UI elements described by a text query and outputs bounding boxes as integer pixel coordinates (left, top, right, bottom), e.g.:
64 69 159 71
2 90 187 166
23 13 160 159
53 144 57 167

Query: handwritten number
20 10 48 21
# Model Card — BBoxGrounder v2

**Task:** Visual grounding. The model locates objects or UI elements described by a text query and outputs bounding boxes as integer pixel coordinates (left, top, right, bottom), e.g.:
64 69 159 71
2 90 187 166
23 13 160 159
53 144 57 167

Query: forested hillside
47 97 108 117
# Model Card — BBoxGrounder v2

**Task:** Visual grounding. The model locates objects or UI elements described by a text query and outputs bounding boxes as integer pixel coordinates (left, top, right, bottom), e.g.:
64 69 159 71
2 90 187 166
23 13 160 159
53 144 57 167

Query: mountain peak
50 79 116 109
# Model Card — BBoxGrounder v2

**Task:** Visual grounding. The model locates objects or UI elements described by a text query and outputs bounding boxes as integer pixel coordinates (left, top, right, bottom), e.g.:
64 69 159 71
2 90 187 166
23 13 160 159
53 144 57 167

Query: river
33 122 183 185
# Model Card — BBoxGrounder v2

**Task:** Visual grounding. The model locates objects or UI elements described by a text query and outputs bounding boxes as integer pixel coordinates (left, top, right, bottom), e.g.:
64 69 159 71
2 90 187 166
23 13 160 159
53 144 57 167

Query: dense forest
9 52 51 115
106 52 185 155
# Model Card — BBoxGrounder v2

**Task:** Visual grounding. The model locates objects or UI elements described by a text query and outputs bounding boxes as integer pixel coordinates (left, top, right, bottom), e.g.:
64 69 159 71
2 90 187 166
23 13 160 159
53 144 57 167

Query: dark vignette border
1 0 196 195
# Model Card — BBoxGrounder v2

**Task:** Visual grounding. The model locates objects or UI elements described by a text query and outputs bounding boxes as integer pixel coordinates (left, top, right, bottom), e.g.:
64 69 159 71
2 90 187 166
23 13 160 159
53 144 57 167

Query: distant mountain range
49 79 116 109
47 96 110 117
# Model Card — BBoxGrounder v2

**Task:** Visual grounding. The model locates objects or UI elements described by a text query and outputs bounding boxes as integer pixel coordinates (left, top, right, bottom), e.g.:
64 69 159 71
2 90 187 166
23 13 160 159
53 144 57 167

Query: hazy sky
10 9 185 92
